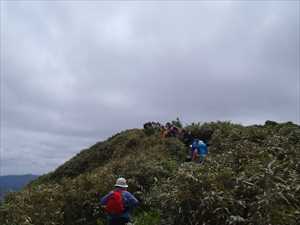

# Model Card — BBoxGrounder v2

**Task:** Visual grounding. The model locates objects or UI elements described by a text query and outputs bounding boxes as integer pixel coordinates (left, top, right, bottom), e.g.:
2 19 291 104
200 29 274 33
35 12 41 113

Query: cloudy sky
1 1 299 175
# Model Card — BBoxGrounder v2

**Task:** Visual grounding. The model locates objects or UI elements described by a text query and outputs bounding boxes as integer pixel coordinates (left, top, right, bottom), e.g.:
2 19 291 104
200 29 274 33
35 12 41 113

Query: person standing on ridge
100 177 139 225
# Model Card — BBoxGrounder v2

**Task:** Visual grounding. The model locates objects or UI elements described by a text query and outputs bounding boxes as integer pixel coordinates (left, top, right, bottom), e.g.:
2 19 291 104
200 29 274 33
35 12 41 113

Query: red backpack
105 190 125 215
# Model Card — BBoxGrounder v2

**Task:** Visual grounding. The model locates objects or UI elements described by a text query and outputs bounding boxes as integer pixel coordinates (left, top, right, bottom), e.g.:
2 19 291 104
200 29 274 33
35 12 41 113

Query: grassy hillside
0 121 299 225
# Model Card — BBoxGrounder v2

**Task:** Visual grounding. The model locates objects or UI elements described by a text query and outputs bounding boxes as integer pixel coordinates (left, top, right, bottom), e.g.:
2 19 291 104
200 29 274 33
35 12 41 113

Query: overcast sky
1 1 299 175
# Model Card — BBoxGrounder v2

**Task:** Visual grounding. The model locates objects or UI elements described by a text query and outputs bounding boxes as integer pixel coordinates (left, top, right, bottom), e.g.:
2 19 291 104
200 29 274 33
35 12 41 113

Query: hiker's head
114 177 128 189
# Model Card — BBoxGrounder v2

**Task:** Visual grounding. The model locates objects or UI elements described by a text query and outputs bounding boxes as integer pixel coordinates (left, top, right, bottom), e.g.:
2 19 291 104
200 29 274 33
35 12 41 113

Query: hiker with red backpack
100 177 139 225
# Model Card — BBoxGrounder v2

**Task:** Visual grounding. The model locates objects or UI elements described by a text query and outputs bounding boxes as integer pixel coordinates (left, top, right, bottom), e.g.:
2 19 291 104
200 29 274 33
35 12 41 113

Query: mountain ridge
1 120 299 225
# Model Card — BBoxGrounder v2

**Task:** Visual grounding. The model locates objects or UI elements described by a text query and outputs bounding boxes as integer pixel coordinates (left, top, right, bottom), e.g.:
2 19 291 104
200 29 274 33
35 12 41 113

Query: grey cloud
1 1 299 175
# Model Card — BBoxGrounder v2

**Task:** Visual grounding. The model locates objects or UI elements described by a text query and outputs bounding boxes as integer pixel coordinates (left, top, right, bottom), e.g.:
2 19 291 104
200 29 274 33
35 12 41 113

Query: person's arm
123 191 139 209
100 191 113 206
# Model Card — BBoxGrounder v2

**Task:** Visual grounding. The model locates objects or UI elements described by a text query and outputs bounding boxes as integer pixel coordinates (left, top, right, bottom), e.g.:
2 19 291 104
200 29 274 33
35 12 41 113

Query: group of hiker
100 122 209 225
143 121 181 138
144 121 192 141
161 122 181 138
144 121 208 163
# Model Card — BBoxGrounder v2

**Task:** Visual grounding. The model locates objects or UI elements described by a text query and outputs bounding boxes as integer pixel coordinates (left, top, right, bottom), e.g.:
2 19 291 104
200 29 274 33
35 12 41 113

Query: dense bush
1 121 299 225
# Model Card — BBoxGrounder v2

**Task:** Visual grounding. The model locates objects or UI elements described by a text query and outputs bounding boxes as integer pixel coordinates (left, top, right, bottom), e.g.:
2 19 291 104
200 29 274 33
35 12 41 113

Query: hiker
169 125 179 137
198 140 208 163
100 177 139 225
191 138 199 162
160 126 167 138
191 139 208 163
161 123 172 138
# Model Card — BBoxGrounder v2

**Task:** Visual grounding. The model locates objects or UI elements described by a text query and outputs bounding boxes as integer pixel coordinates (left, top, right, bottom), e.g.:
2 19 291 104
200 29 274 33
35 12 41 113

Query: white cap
114 177 128 188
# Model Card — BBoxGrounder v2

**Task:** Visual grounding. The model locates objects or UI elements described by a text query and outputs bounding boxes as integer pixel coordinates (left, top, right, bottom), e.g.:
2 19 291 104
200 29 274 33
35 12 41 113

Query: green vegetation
0 121 299 225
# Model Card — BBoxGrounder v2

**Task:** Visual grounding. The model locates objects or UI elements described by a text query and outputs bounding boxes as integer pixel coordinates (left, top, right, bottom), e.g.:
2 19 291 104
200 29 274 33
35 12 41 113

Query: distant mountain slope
0 174 39 200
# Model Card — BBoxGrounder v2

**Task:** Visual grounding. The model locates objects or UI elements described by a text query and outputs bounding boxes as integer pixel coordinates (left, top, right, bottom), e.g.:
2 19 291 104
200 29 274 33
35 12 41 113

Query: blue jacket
100 188 139 220
198 141 208 155
191 140 208 155
191 139 199 150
